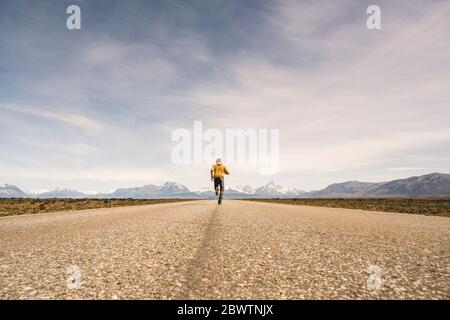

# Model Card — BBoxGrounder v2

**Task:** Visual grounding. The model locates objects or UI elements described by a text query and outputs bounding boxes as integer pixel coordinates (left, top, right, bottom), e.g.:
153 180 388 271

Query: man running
210 158 230 205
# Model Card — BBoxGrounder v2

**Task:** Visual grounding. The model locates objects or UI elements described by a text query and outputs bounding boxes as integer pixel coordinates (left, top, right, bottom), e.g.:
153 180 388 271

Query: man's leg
218 177 224 204
214 178 220 196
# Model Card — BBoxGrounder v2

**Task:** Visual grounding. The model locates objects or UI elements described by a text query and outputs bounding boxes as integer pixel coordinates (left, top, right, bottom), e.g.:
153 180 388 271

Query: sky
0 0 449 193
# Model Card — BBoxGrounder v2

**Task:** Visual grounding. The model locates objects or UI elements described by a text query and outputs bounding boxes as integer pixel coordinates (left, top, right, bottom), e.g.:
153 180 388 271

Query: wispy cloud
0 103 103 134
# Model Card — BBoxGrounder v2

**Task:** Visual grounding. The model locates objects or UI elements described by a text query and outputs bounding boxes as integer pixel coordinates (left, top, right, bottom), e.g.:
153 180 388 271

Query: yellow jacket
211 164 230 178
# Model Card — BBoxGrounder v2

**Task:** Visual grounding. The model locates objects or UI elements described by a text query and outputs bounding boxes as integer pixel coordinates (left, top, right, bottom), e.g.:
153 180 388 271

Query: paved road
0 200 449 299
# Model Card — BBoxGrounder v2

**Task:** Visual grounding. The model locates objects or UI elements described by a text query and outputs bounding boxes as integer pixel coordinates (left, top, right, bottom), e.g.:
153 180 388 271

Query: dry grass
245 198 450 217
0 198 194 217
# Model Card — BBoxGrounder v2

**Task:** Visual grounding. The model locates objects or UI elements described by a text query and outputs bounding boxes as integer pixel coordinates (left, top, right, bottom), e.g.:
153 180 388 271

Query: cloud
0 0 449 191
182 0 450 177
0 103 103 134
280 128 450 174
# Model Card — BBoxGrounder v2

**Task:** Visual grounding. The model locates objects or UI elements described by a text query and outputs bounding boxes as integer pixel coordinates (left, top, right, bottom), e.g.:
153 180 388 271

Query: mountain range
306 173 450 198
1 173 449 199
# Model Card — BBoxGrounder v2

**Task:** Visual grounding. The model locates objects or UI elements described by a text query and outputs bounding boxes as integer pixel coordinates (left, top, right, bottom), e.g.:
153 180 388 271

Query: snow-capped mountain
228 185 255 194
27 189 50 195
110 182 192 199
254 181 304 197
0 184 27 198
193 185 254 195
158 182 190 194
192 181 304 199
37 188 91 199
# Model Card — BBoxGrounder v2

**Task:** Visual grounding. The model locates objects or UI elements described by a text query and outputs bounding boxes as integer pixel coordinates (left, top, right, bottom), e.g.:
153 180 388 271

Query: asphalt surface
0 200 449 299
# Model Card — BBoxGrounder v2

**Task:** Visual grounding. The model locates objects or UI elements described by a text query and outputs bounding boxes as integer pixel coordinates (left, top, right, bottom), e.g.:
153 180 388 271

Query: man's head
216 158 223 164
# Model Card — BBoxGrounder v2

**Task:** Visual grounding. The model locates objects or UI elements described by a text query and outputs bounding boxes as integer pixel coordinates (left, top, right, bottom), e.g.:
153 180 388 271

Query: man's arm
210 165 215 180
224 166 230 175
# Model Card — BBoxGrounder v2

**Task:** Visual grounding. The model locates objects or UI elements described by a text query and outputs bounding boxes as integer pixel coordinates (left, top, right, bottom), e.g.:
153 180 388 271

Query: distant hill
306 181 383 198
1 173 449 199
304 173 450 198
362 173 450 197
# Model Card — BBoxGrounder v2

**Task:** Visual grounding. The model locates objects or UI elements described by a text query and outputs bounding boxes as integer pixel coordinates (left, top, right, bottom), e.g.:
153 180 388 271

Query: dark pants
213 177 224 203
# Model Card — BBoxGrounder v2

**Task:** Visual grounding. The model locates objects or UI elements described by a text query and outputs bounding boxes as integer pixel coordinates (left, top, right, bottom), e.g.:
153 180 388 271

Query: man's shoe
215 187 219 196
